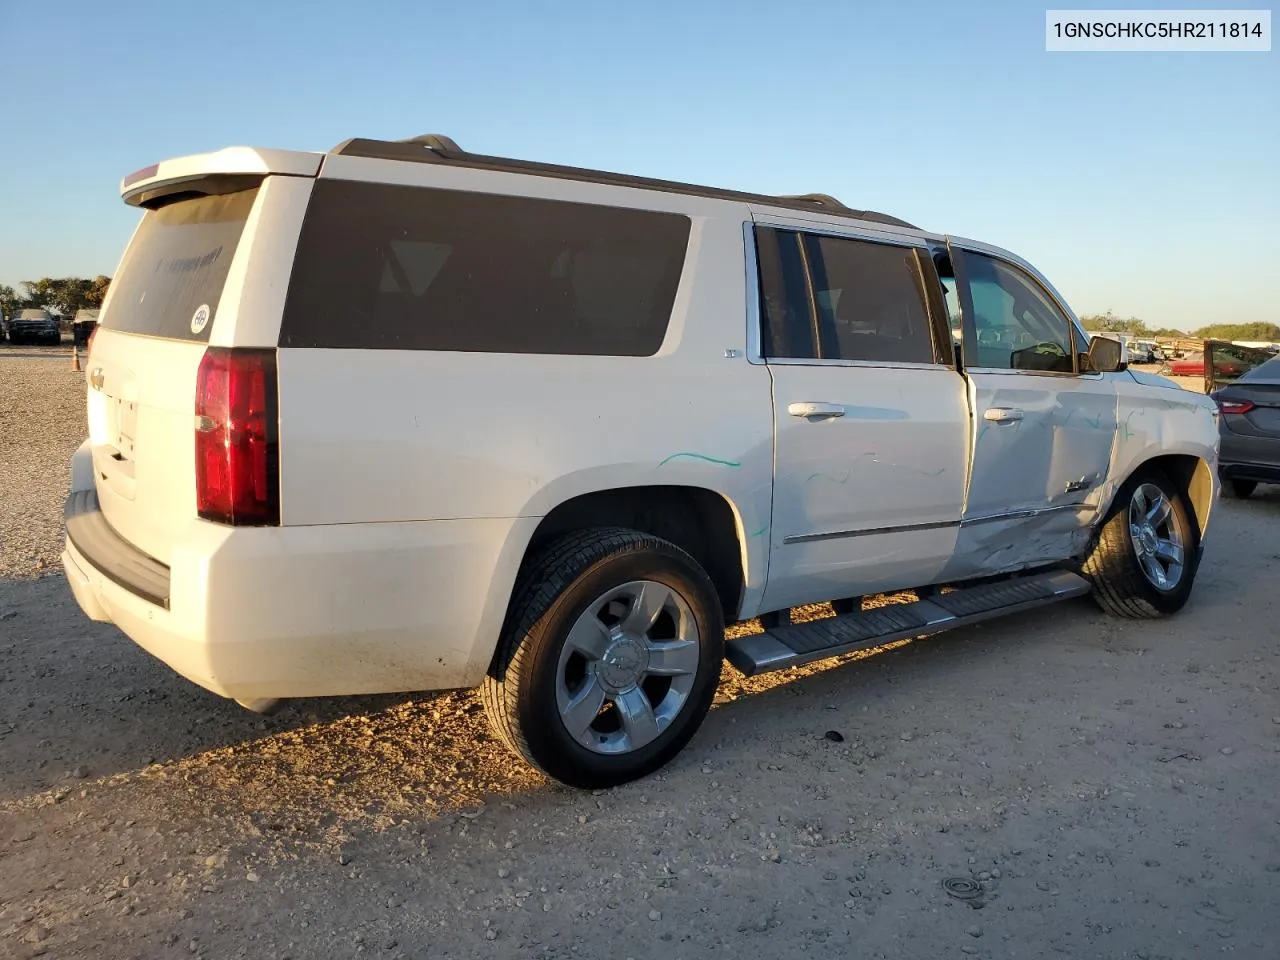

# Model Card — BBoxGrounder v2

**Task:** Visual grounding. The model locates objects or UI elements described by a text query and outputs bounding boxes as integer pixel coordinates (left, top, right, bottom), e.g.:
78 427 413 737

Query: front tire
1082 468 1200 618
483 528 724 789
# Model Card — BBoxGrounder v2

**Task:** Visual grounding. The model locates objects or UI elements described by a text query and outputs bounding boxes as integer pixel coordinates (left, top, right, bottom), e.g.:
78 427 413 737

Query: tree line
2 281 1275 344
0 277 112 320
1080 311 1280 343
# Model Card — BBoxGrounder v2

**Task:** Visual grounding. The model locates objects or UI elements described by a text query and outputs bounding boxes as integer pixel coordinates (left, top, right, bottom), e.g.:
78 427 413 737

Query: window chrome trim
763 357 953 372
742 220 766 365
743 219 951 370
782 502 1097 545
963 365 1105 380
752 214 929 248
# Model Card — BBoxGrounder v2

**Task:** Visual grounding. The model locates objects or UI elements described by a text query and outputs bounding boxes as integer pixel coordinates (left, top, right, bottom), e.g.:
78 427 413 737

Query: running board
726 569 1091 677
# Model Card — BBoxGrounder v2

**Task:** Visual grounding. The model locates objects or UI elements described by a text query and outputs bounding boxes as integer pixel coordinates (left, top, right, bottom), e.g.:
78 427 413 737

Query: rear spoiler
121 147 322 208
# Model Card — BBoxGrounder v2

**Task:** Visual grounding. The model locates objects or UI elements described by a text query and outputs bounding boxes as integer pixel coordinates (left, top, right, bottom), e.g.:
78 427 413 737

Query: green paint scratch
804 452 877 484
657 452 742 469
748 525 768 539
1121 409 1144 441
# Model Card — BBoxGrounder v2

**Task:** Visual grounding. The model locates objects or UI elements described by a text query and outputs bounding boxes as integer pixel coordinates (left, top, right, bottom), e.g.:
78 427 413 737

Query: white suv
63 134 1220 788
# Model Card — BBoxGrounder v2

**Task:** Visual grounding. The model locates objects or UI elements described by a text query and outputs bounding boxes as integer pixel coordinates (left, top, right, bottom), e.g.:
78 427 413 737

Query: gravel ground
2 357 1278 960
0 353 89 579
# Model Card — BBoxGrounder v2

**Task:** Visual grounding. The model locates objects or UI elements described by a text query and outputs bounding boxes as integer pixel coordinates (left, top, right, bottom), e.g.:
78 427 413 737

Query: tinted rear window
280 180 691 355
102 189 258 341
757 227 937 364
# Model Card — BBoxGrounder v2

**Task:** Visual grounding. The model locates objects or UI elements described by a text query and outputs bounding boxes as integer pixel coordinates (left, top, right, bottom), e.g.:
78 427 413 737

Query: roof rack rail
774 193 852 212
326 135 917 230
395 133 464 158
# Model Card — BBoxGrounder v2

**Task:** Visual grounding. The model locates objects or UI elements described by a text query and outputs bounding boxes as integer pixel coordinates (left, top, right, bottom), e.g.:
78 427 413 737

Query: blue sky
1 0 1275 330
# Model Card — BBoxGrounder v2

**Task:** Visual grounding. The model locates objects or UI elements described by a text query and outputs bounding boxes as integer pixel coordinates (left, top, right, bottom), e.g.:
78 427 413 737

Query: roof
120 134 918 232
328 134 918 230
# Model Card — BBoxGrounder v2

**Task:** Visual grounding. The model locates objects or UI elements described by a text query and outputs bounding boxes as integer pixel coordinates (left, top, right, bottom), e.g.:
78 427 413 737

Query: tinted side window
756 228 936 364
281 180 691 355
103 188 258 342
960 253 1075 373
756 227 819 358
804 235 936 364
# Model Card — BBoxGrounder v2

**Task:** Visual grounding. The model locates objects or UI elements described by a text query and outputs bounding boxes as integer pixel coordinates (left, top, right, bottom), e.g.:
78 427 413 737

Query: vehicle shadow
0 575 437 803
0 532 1262 837
1233 483 1280 512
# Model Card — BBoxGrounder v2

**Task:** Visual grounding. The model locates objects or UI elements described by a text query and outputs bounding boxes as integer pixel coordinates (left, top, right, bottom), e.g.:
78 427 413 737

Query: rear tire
1081 468 1200 618
483 527 724 789
1224 479 1257 500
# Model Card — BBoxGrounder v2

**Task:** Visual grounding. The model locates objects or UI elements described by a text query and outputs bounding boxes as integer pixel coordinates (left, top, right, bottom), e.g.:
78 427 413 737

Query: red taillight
86 324 99 355
195 347 279 525
1217 398 1255 416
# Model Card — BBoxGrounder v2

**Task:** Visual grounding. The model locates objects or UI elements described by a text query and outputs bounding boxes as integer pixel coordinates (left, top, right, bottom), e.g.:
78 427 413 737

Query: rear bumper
65 489 170 607
63 488 538 702
1219 461 1280 484
9 323 59 340
1219 431 1280 484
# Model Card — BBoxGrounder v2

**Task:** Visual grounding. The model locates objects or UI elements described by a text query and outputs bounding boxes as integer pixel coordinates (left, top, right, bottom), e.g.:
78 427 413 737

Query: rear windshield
1241 355 1280 382
102 188 258 341
280 180 691 356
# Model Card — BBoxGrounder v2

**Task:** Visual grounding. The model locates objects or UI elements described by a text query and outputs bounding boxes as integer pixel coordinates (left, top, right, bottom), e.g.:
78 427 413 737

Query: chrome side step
726 569 1091 677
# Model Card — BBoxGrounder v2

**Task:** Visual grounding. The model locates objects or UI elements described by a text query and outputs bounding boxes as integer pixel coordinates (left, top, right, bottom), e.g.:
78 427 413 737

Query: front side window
756 228 937 364
959 252 1075 373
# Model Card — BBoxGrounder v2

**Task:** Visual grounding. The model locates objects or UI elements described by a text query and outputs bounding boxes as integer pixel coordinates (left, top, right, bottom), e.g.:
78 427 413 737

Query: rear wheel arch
483 527 725 787
519 485 748 624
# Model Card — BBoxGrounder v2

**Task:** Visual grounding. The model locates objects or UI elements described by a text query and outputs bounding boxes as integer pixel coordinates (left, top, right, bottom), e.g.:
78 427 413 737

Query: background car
1166 353 1206 376
8 308 61 345
1131 339 1162 363
72 308 99 349
1212 354 1280 498
1164 352 1247 379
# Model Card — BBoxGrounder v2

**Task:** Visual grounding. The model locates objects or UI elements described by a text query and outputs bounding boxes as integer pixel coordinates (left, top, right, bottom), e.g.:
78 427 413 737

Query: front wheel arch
1081 465 1201 618
1099 454 1214 544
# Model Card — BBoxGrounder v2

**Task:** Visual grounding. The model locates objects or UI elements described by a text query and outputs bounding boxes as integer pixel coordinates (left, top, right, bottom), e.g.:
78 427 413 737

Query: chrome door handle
89 368 104 391
788 402 845 420
983 407 1023 423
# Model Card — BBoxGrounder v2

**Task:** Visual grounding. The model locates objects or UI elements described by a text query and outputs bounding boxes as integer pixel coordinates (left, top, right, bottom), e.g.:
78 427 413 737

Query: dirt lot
2 356 1278 960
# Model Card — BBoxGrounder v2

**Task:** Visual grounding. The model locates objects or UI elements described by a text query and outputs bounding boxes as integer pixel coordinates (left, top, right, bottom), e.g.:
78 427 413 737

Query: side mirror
1086 336 1126 373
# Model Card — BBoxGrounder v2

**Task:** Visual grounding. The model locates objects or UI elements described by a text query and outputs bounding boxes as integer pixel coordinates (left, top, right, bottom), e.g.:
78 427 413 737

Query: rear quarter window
279 180 691 355
102 188 258 342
